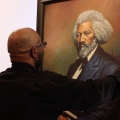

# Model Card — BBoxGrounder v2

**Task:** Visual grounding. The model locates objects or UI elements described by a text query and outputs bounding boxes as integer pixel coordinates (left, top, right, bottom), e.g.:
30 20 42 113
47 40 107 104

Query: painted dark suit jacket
67 45 120 81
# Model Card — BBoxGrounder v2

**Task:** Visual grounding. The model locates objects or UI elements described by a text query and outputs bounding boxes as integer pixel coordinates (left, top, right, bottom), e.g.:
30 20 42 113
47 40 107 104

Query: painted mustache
77 42 89 51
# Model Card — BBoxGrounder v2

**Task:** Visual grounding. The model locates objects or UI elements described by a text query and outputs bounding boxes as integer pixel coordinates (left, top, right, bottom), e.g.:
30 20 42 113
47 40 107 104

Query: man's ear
30 47 37 58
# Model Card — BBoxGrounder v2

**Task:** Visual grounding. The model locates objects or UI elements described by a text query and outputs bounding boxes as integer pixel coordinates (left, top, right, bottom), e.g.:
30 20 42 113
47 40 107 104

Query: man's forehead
77 21 93 31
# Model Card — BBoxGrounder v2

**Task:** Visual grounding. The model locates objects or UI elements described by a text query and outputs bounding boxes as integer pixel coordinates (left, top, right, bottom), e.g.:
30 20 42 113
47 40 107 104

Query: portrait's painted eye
76 33 81 38
84 30 91 36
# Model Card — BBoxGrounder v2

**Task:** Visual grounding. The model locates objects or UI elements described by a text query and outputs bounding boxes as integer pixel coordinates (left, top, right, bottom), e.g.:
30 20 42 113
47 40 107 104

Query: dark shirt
0 62 119 120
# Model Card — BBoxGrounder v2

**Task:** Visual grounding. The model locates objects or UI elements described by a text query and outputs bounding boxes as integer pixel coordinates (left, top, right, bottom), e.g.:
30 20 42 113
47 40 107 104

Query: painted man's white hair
73 10 113 45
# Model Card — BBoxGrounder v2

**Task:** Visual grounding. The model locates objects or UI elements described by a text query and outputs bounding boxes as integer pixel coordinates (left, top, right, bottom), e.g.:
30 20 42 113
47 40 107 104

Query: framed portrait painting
37 0 120 76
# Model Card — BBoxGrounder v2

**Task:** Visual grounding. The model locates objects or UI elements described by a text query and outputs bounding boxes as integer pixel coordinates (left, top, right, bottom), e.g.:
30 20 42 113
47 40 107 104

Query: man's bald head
8 28 41 54
7 28 44 68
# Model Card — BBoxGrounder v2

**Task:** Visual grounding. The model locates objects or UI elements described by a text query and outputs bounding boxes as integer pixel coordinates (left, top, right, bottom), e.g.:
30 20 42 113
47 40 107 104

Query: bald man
0 28 120 120
8 28 44 69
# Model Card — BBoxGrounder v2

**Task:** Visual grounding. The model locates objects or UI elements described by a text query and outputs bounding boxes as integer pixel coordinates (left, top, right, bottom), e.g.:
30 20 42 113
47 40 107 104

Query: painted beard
76 38 97 59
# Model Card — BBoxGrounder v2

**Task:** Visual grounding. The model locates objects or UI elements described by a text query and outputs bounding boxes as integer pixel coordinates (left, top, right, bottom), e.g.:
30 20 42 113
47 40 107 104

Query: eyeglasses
35 41 47 48
20 41 47 54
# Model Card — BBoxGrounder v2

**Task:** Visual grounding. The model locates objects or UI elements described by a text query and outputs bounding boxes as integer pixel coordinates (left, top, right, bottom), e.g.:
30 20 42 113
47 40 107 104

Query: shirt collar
12 62 35 70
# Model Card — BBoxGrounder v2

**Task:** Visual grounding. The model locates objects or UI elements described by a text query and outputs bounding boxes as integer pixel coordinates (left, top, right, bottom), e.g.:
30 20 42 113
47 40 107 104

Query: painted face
76 21 97 58
76 21 95 46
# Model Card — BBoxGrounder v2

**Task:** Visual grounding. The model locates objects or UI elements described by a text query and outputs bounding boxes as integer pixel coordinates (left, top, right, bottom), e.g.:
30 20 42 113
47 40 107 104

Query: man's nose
80 33 85 43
